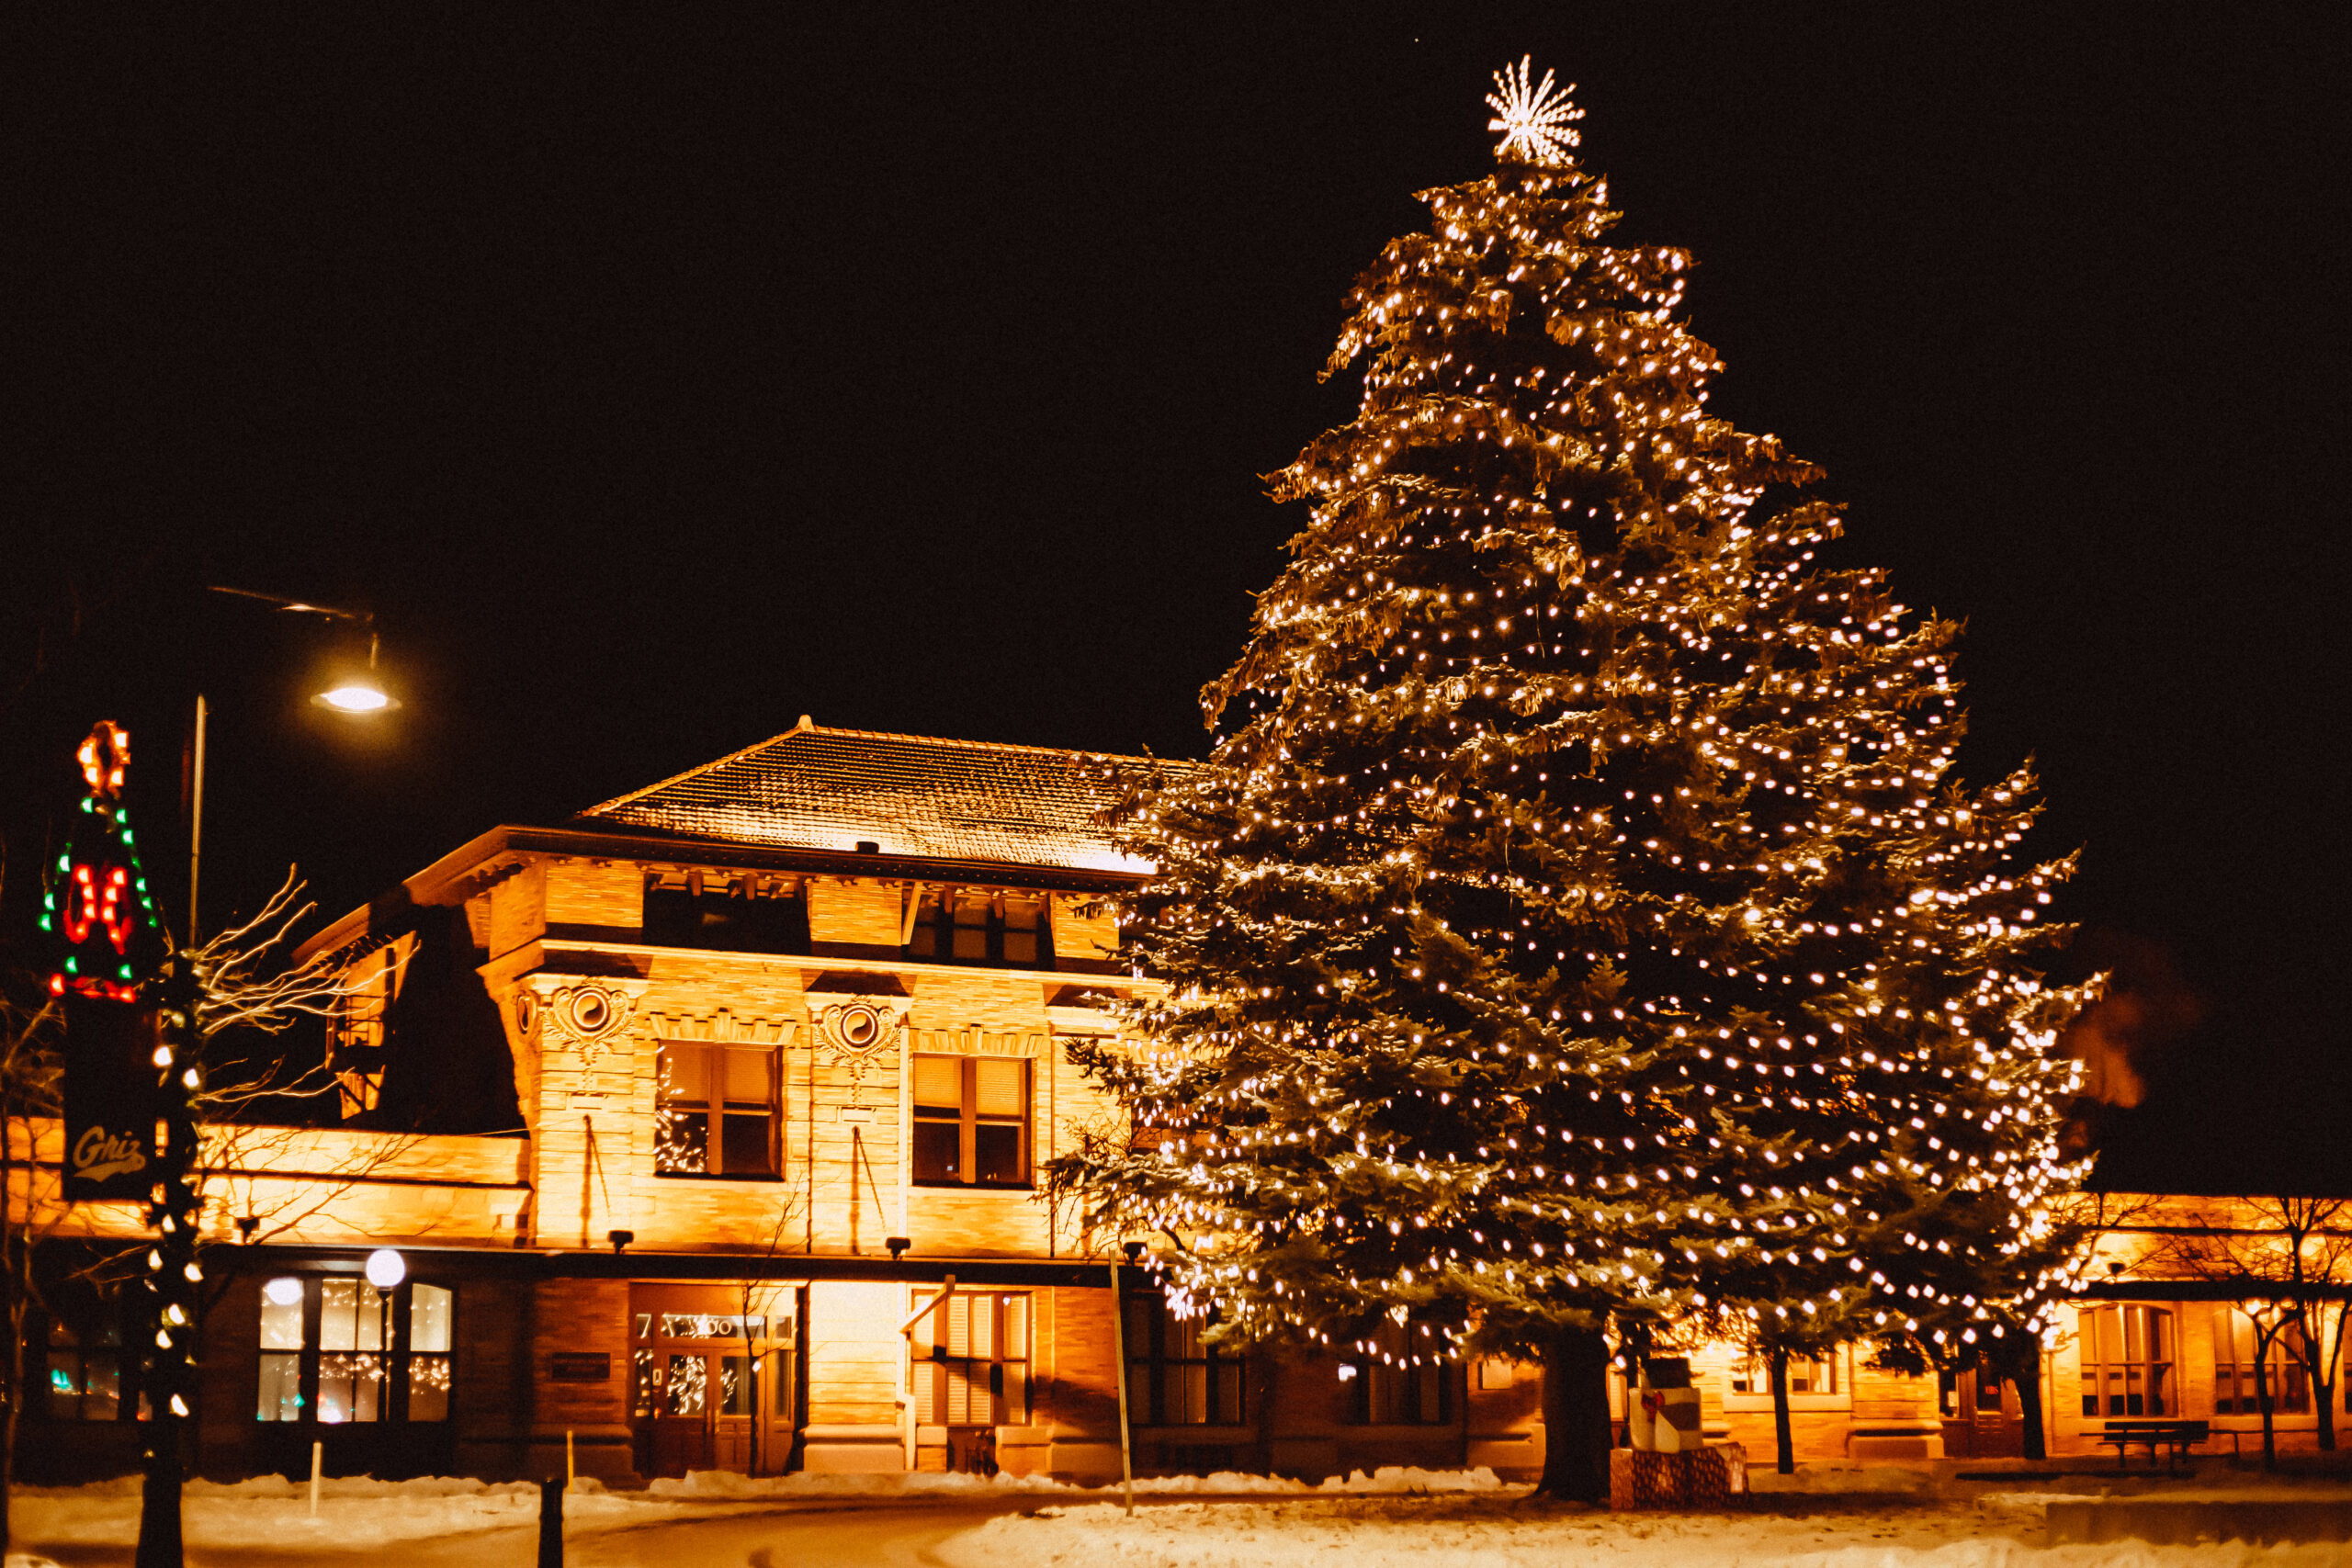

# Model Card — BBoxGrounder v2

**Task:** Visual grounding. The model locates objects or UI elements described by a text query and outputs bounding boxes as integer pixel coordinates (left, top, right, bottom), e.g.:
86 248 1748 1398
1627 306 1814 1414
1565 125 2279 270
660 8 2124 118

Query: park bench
2099 1418 2211 1471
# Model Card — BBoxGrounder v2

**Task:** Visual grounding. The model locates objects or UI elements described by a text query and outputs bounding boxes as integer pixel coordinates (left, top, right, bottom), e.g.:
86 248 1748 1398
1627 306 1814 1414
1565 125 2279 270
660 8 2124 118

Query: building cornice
295 822 1148 965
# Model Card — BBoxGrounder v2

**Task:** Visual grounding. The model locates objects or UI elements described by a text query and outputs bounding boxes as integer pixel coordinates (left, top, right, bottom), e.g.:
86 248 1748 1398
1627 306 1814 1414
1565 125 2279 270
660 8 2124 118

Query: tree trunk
2256 1341 2277 1472
2307 1315 2336 1452
1535 1323 1611 1503
1769 1347 1793 1475
2014 1356 2047 1462
136 1411 185 1568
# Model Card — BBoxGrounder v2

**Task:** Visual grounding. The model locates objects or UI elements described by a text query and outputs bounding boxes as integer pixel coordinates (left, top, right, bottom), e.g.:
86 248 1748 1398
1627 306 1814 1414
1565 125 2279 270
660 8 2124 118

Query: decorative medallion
816 997 908 1111
541 982 638 1069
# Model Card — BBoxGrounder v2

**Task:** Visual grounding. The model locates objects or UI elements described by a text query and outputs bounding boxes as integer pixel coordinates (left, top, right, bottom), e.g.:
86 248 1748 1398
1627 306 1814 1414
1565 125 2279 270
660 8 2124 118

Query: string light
1057 66 2089 1386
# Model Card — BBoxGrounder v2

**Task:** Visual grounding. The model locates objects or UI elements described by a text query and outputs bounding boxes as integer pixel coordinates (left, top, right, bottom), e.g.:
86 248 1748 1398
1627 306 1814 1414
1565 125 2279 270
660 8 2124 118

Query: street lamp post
131 592 401 1568
187 587 398 947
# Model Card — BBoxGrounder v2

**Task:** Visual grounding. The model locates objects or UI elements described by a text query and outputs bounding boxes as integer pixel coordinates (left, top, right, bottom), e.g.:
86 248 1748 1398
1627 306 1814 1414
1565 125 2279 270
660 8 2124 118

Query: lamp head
365 1247 406 1290
313 677 399 715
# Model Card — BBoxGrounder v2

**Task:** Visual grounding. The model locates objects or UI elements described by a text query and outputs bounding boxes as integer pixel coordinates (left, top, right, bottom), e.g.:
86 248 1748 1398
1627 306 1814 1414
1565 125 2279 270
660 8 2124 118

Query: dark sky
5 6 2343 1190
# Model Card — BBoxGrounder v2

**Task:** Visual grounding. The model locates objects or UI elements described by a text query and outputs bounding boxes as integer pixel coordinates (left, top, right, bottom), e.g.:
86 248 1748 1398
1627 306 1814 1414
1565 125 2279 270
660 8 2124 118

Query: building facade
12 724 2345 1483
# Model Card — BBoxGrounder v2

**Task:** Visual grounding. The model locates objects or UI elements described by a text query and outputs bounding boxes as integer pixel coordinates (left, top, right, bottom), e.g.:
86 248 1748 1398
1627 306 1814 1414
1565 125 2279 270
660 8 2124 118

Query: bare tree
0 989 63 1559
2154 1195 2350 1468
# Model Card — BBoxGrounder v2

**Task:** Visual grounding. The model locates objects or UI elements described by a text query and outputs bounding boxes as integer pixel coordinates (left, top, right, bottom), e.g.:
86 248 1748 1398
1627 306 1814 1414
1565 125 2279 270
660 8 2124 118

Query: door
1965 1361 2022 1458
629 1284 798 1478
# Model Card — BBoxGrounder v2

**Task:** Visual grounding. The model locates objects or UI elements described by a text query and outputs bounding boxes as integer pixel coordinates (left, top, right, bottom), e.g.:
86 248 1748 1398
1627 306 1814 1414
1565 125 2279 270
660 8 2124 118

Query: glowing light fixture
365 1248 406 1290
263 1276 303 1307
313 680 397 714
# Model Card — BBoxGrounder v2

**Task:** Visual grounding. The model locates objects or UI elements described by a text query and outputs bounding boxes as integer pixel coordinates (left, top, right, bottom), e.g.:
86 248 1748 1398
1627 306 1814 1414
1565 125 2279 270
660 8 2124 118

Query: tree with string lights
1052 59 2089 1502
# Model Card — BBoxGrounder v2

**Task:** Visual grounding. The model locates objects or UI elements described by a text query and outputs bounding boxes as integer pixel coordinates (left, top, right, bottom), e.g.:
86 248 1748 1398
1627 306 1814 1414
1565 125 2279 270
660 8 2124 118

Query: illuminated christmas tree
1055 61 2087 1500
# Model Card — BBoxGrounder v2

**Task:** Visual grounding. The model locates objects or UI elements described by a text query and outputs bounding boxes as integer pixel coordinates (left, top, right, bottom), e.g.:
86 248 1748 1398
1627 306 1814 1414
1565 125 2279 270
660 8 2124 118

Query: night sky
4 7 2341 1191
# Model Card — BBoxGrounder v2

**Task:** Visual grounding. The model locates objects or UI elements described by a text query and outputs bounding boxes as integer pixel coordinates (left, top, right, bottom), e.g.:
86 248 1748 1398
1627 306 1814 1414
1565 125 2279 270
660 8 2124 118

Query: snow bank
1747 1462 1937 1495
945 1495 2349 1568
8 1464 1503 1553
642 1462 1502 1500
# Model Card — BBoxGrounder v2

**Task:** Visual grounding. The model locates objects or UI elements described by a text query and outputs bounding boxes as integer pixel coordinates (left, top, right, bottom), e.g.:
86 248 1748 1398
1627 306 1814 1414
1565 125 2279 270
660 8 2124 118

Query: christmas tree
1054 60 2087 1500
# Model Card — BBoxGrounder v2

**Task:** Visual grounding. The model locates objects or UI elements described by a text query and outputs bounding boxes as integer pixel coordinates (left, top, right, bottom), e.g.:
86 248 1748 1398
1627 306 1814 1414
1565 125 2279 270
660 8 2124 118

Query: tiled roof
573 721 1157 875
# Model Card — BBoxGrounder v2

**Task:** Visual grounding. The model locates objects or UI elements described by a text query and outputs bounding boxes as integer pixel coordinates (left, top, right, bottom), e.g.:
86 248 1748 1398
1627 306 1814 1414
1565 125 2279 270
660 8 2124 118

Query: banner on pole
61 994 161 1201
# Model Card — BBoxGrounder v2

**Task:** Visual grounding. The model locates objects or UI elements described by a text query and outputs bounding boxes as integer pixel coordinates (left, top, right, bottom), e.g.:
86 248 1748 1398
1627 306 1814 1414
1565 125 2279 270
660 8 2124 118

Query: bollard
537 1476 566 1568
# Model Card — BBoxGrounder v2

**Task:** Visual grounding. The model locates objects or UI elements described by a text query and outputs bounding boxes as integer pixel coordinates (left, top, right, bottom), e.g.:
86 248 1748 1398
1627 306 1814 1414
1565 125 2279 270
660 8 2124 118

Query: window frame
656 1039 783 1179
41 1309 127 1422
254 1273 456 1426
2076 1303 2175 1418
904 889 1055 970
1123 1292 1247 1427
640 875 811 955
1724 1346 1851 1412
2211 1304 2309 1416
1340 1322 1455 1427
910 1291 1031 1427
910 1054 1032 1189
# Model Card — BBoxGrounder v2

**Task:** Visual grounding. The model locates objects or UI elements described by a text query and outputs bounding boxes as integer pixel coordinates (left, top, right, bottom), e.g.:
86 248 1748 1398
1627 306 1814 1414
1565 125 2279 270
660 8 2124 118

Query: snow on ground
4 1463 1501 1556
645 1461 1501 1500
940 1492 2350 1568
13 1465 2351 1565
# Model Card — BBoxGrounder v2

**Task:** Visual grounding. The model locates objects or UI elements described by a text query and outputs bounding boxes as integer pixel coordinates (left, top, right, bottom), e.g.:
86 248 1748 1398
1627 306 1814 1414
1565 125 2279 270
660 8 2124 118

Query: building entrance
628 1283 798 1477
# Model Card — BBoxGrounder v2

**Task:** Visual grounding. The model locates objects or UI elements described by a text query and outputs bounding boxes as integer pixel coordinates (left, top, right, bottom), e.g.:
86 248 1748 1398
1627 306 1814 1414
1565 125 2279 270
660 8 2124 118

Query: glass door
629 1285 798 1477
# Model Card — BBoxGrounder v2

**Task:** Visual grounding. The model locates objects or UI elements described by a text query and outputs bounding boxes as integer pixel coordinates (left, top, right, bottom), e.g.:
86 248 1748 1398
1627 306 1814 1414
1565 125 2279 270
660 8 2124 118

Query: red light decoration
42 721 168 1001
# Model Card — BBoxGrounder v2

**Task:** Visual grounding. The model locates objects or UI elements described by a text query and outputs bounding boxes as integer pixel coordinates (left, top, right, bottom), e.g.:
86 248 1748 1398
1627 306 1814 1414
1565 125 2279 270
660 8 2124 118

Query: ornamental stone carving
536 980 641 1069
815 996 910 1111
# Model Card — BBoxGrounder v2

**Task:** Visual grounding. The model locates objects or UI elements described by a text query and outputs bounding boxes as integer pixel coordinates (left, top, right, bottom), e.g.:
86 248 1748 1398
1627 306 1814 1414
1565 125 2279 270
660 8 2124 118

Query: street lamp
188 586 401 946
366 1248 405 1414
130 592 406 1568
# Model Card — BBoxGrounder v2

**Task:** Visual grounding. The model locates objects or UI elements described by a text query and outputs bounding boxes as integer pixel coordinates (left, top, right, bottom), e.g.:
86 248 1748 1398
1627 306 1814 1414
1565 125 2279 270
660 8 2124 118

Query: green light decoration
42 722 170 1001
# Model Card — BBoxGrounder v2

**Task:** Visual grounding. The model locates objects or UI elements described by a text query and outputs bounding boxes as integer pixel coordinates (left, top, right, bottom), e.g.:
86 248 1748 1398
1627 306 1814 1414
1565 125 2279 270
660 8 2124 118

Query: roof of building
572 719 1159 874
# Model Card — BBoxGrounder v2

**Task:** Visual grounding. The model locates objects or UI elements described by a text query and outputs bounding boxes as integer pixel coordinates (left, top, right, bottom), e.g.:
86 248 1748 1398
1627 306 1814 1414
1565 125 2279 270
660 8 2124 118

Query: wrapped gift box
1608 1442 1748 1509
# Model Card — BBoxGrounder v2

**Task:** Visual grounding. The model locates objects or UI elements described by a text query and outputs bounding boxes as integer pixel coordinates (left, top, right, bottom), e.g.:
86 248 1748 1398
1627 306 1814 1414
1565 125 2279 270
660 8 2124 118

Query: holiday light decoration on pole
1051 57 2092 1504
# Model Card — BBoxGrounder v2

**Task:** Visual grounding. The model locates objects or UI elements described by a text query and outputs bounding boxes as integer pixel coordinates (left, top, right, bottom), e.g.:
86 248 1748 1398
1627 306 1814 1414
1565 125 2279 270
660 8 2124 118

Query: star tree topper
1486 55 1583 165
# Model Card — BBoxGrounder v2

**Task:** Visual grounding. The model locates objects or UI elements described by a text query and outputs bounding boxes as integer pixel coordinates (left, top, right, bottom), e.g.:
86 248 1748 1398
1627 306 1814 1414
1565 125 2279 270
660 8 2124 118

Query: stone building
13 723 2345 1482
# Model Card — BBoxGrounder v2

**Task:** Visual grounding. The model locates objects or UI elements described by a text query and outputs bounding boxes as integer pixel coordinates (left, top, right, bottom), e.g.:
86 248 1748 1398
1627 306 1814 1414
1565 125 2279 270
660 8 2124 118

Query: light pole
133 593 402 1568
187 586 399 947
366 1247 405 1419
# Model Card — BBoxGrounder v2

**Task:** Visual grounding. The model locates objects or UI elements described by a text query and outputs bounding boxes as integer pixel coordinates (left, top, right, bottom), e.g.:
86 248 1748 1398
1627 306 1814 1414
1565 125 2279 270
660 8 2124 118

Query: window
906 891 1051 969
255 1275 453 1424
2211 1306 2308 1415
1342 1322 1453 1426
911 1292 1029 1426
910 1054 1029 1187
45 1315 122 1421
2076 1303 2173 1417
656 1041 779 1177
1732 1351 1840 1396
1124 1294 1245 1426
643 876 809 954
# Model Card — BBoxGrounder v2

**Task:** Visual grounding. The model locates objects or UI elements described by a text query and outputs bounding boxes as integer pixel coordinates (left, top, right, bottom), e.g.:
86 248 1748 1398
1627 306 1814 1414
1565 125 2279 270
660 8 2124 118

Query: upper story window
910 1054 1030 1188
657 1041 780 1178
2078 1303 2173 1417
256 1274 453 1424
643 874 809 955
906 891 1051 968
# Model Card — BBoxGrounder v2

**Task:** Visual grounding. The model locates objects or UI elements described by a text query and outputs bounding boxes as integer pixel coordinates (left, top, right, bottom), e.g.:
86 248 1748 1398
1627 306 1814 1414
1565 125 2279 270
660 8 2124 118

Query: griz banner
62 993 161 1201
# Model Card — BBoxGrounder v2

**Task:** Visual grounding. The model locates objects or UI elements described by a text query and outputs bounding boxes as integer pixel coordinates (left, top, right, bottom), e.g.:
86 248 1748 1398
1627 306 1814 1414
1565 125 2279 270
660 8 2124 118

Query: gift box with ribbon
1608 1442 1748 1510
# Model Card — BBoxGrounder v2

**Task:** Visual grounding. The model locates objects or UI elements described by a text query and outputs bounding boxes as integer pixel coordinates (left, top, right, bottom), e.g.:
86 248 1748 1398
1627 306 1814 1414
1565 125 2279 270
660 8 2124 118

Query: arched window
2077 1303 2173 1417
